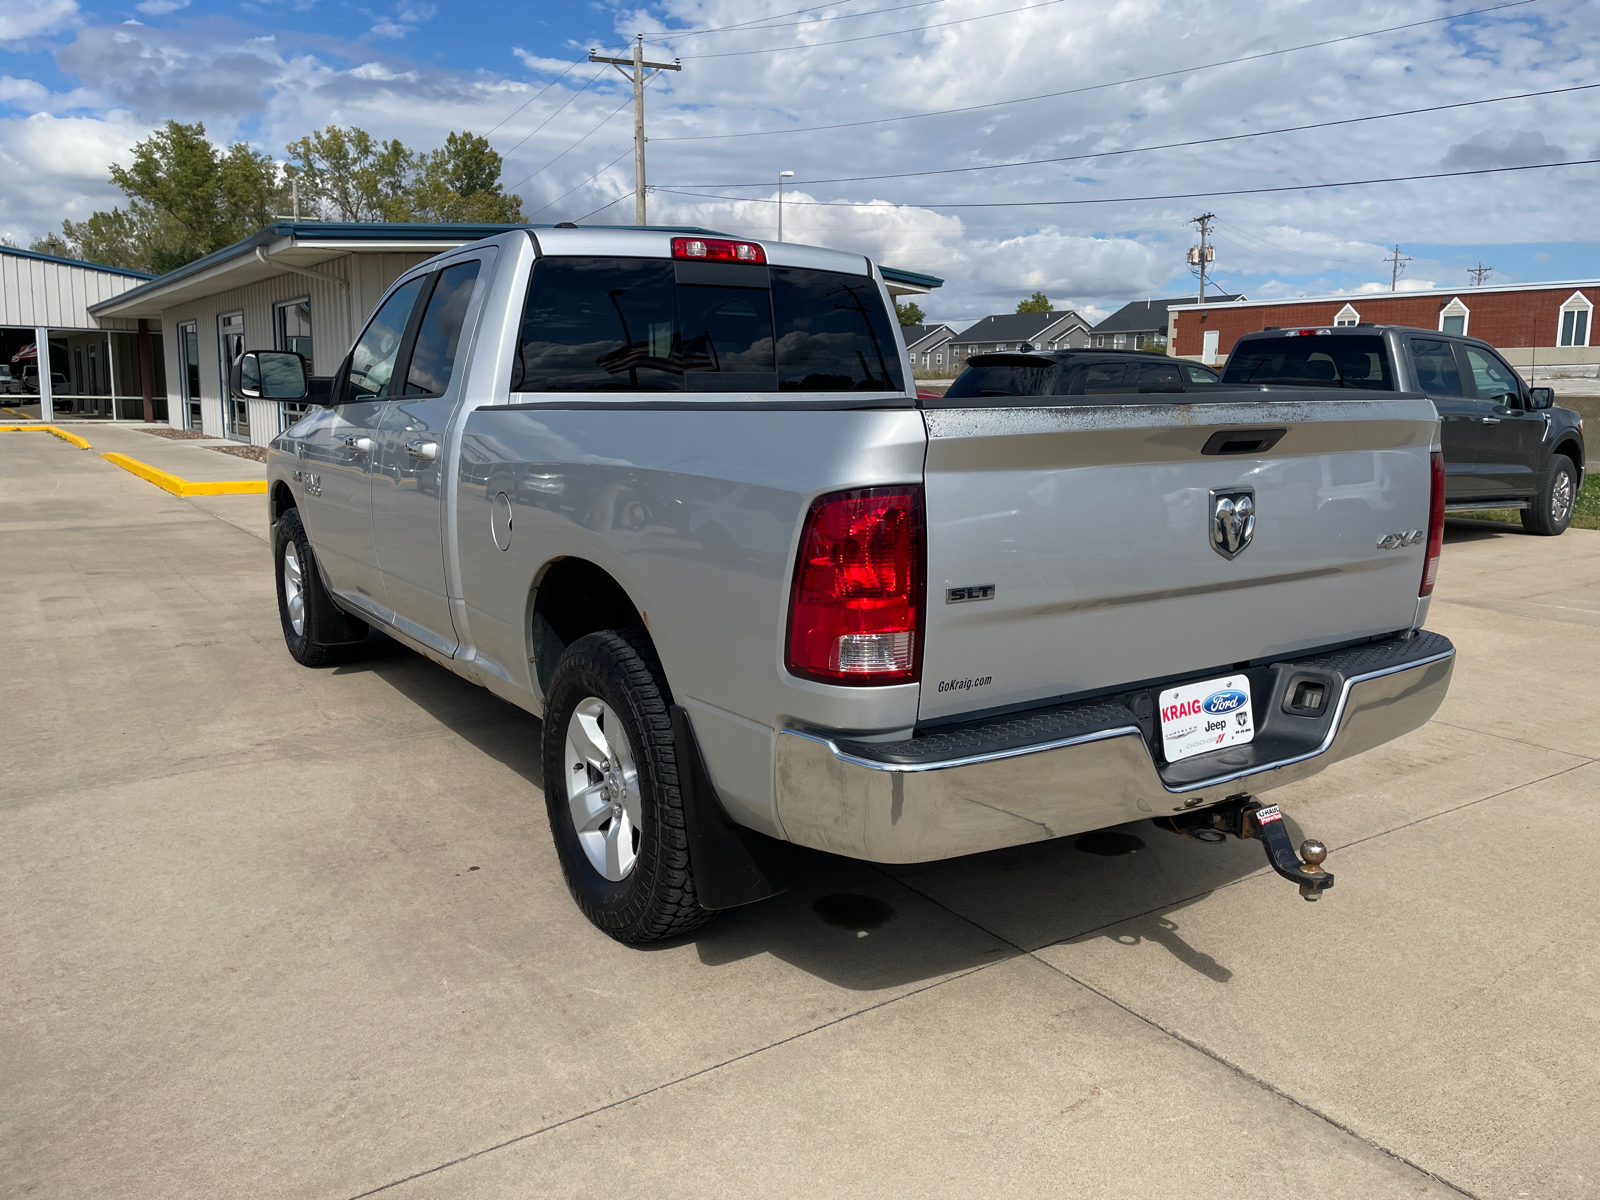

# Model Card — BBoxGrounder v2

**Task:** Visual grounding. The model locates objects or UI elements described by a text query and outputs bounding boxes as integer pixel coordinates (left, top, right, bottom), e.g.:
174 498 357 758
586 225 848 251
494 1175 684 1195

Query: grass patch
1451 470 1600 531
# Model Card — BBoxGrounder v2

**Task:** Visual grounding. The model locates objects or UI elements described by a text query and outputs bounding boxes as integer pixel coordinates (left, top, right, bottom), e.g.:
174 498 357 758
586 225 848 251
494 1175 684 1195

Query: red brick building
1169 281 1597 366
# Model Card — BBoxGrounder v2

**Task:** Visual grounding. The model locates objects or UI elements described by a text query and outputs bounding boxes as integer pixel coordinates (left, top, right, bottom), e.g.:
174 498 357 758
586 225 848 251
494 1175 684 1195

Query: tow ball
1154 795 1334 901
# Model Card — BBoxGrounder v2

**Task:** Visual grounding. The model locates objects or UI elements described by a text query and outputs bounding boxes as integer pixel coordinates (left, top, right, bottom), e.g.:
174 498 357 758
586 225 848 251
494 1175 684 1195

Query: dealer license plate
1158 674 1255 764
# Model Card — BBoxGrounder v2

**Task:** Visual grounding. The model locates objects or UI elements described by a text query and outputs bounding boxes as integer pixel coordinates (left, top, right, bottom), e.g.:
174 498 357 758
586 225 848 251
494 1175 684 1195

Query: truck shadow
337 633 1280 993
1444 517 1525 542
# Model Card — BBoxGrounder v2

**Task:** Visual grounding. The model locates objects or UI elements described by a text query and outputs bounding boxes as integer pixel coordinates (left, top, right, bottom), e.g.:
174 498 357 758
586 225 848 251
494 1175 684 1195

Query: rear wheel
541 628 712 943
273 506 368 665
1521 455 1577 536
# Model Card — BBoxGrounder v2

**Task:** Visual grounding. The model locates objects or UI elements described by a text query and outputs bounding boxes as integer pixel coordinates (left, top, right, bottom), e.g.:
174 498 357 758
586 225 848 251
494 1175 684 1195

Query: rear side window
771 267 902 392
405 261 481 395
510 257 901 394
1136 360 1183 388
1078 362 1129 392
1409 339 1465 396
1223 335 1394 390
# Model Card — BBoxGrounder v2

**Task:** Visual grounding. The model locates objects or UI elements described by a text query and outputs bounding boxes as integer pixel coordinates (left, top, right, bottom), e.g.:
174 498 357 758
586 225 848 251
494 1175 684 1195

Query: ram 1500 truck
1223 325 1585 535
247 227 1456 942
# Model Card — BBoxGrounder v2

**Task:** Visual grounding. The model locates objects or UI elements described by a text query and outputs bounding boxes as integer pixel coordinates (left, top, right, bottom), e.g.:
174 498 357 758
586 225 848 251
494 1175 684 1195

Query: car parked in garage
1222 326 1586 535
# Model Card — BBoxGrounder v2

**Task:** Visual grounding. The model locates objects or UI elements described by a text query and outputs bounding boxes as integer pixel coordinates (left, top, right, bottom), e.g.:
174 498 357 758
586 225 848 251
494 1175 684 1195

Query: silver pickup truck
249 226 1456 941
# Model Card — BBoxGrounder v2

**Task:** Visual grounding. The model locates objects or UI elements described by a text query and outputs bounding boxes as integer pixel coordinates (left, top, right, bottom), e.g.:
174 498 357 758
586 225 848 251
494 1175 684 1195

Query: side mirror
1529 386 1555 410
229 350 308 401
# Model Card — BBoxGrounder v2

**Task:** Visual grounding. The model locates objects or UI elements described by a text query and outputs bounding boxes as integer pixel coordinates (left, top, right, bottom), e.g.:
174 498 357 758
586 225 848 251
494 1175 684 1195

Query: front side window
1136 360 1183 388
406 260 482 395
1077 362 1129 392
1409 339 1465 396
347 276 427 402
1462 345 1520 405
1184 364 1220 384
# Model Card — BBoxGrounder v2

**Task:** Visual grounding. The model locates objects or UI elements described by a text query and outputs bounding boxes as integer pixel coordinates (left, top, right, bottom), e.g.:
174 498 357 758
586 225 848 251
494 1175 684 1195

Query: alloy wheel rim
282 543 306 637
564 697 642 881
1552 470 1574 522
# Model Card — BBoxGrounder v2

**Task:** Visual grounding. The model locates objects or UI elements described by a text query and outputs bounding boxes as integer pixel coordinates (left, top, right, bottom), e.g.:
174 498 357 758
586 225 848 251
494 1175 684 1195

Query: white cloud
135 0 189 15
0 76 50 106
0 0 78 40
369 20 407 39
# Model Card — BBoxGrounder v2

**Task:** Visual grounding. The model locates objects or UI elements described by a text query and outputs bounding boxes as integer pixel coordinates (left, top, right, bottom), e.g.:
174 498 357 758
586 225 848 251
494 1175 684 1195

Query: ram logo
1209 488 1255 559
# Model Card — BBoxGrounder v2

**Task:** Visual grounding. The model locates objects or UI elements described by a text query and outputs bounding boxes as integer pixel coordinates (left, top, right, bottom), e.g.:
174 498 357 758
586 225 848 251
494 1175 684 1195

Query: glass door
179 322 201 430
219 312 247 440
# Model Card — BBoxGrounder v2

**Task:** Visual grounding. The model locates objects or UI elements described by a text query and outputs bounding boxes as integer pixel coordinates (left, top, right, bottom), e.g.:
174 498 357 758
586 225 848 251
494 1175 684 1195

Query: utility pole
1467 263 1493 286
1384 244 1411 291
590 36 681 226
1186 213 1216 302
778 170 794 242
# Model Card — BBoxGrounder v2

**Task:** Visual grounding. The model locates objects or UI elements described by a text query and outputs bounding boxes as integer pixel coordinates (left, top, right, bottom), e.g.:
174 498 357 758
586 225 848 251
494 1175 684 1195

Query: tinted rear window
1222 335 1394 390
944 364 1057 398
510 256 901 393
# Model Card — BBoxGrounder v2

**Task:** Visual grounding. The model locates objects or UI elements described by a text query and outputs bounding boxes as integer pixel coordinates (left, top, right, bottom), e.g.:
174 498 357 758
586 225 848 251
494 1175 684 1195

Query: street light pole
778 170 794 242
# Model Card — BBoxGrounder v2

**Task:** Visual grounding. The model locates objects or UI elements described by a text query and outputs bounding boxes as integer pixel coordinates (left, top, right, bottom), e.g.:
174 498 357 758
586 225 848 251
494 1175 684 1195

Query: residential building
1167 282 1600 371
1091 294 1245 352
900 322 957 372
947 309 1094 367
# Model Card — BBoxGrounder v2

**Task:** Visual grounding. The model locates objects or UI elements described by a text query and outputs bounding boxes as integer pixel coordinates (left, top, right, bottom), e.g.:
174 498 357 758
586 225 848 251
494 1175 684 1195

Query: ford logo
1202 689 1248 715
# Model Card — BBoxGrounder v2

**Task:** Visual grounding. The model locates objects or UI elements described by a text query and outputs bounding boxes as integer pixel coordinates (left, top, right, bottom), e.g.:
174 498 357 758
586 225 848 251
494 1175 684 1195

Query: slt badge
1209 487 1255 559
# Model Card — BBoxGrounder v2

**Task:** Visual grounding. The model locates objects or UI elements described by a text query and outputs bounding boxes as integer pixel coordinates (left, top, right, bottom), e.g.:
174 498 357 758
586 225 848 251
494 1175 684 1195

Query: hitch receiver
1154 795 1334 901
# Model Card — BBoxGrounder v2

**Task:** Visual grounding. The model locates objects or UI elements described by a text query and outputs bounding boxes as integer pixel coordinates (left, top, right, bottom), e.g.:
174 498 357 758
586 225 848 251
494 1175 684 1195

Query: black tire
541 628 713 943
273 506 368 666
1521 454 1577 536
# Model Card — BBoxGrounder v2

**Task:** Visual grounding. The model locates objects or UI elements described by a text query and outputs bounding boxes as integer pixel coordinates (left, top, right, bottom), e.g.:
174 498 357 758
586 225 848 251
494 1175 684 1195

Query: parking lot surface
4 433 1598 1199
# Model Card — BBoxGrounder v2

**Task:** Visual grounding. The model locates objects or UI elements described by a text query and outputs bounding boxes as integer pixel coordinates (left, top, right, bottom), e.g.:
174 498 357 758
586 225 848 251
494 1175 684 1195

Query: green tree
894 299 925 326
1016 290 1052 314
286 126 522 223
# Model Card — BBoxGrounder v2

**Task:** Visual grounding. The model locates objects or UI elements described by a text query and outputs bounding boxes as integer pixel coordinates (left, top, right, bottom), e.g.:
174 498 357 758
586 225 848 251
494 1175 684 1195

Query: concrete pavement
2 433 1597 1199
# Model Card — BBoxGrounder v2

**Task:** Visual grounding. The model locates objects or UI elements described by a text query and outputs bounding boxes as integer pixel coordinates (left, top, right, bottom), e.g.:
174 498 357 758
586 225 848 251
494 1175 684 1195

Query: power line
482 60 582 138
527 148 634 219
575 192 633 223
651 0 1540 141
495 65 608 159
653 155 1600 209
659 81 1600 190
658 0 944 40
677 0 1072 59
659 81 1600 189
504 94 635 193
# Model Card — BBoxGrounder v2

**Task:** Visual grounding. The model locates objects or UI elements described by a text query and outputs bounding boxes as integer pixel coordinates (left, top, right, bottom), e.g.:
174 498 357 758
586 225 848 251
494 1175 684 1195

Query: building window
1558 291 1592 347
1334 303 1360 326
1113 334 1126 349
1439 297 1469 337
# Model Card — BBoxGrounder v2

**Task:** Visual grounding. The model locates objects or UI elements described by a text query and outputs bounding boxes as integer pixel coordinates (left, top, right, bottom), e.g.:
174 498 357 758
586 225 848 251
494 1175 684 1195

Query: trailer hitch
1154 795 1334 901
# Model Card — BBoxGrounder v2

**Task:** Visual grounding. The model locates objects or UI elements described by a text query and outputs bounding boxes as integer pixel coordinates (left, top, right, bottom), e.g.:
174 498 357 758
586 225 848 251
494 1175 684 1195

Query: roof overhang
879 265 943 298
89 222 524 319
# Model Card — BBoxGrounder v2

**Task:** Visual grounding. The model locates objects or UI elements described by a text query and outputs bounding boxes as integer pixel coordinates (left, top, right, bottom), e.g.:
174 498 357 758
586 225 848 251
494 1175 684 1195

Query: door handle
405 440 439 462
1480 416 1500 424
343 434 373 455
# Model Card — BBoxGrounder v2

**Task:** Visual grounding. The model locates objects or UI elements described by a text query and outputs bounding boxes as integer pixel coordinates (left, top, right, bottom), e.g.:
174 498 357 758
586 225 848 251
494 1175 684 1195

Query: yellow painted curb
100 452 268 497
1 423 93 449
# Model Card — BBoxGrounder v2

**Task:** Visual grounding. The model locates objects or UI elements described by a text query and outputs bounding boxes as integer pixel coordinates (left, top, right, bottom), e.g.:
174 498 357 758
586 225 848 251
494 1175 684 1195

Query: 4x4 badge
1210 488 1255 559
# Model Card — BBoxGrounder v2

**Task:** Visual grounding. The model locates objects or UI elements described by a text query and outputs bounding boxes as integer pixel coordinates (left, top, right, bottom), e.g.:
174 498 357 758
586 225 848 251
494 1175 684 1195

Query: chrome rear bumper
773 632 1455 863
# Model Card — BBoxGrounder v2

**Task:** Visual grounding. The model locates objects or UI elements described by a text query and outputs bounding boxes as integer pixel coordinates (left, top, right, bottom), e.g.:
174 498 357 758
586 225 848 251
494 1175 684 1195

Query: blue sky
2 0 1597 321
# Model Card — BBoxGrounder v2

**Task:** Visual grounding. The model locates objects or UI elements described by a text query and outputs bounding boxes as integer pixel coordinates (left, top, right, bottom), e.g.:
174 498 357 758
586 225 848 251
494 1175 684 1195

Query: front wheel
273 506 368 665
1521 455 1577 536
540 628 713 943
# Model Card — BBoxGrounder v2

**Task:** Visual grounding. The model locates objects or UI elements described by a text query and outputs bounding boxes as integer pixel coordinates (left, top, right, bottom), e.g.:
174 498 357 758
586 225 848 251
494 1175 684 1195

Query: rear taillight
671 237 766 263
1420 450 1445 596
786 487 924 685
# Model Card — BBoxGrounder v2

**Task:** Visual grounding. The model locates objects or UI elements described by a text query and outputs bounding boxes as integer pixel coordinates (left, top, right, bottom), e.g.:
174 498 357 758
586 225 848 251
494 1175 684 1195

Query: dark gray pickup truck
1222 326 1586 535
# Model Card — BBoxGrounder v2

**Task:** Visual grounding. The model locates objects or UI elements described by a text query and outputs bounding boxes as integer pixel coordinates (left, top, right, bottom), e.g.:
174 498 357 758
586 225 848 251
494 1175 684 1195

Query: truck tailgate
918 396 1439 721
